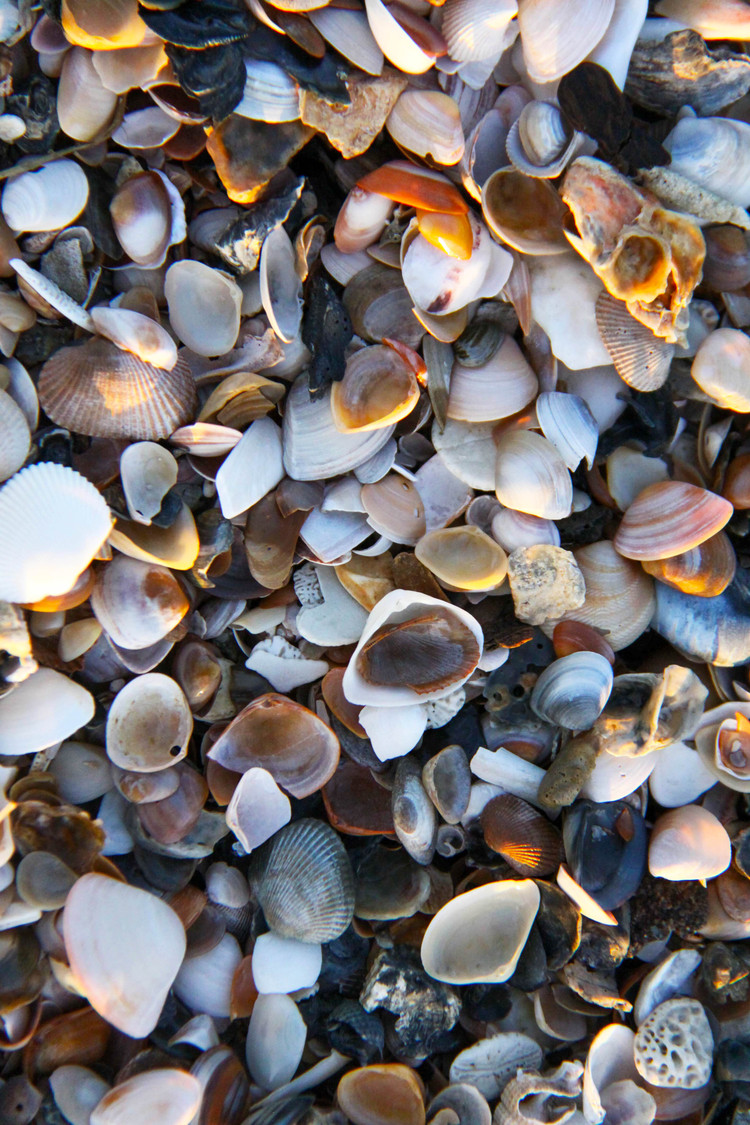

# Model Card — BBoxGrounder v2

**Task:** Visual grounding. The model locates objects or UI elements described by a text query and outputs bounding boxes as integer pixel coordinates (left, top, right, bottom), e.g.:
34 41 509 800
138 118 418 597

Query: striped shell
481 794 564 876
253 818 355 943
38 336 197 440
614 481 733 562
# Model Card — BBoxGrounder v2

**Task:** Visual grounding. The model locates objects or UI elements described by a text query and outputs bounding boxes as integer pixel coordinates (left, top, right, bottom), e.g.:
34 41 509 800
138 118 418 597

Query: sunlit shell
481 795 563 876
387 90 465 166
91 307 177 371
442 0 517 62
208 693 339 798
90 1069 202 1125
62 0 149 50
595 293 675 392
361 473 426 545
495 431 573 520
402 213 512 317
613 481 733 561
337 1065 426 1125
331 345 419 433
0 463 112 604
106 673 193 773
334 187 394 254
518 0 615 82
642 531 736 597
165 261 242 357
648 805 731 881
0 667 94 756
38 336 196 440
482 169 569 257
691 326 750 412
415 526 508 591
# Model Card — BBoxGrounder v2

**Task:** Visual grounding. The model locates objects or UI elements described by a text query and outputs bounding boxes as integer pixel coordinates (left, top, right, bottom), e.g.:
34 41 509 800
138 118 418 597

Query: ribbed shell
614 481 733 561
0 388 30 483
481 794 563 876
254 818 355 943
595 293 674 391
39 336 197 440
442 0 517 62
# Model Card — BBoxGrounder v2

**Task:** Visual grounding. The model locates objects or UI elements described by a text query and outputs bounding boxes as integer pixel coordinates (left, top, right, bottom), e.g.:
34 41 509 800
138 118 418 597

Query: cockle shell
1 160 89 234
613 481 733 561
0 463 112 604
517 0 615 82
495 430 573 520
530 652 614 730
421 879 540 984
442 0 518 63
481 794 563 876
63 873 186 1037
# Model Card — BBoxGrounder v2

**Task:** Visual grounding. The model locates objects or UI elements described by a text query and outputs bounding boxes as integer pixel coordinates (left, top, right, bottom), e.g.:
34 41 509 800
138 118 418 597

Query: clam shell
90 1070 202 1125
361 473 426 545
613 481 733 561
106 673 193 773
595 293 675 391
414 526 508 591
447 336 538 423
120 441 177 525
536 391 598 471
518 0 615 82
253 817 355 942
109 502 199 571
481 794 563 876
259 224 303 344
331 344 419 433
506 101 582 179
226 766 291 852
0 463 112 605
442 0 518 62
236 60 300 123
57 46 119 142
421 879 540 984
174 932 242 1018
49 741 113 804
110 170 186 270
112 106 180 150
584 1024 639 1124
16 852 77 910
50 1066 111 1125
90 555 189 651
309 9 384 75
1 160 89 234
337 1064 426 1125
165 261 242 357
531 651 614 731
664 114 750 209
387 90 465 166
39 336 196 440
170 423 242 458
246 993 306 1090
495 430 573 520
482 170 569 257
529 254 612 370
11 258 93 331
0 667 94 756
402 213 512 317
692 326 750 412
642 530 736 598
63 873 186 1037
0 387 31 483
91 306 178 371
334 187 394 254
364 0 435 73
648 805 731 881
215 416 284 520
207 693 339 798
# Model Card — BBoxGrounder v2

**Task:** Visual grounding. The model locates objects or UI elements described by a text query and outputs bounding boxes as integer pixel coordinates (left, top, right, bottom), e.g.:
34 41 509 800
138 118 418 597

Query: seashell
531 652 614 731
633 998 713 1090
642 530 736 598
358 161 468 216
564 799 647 911
413 525 506 592
402 213 512 317
174 933 242 1018
633 948 702 1027
61 0 149 50
57 47 119 142
536 391 598 471
10 258 93 332
252 931 321 995
482 170 569 257
91 307 177 371
92 41 168 95
361 473 426 545
447 336 537 423
664 114 750 209
110 170 185 270
494 1062 583 1125
215 416 284 520
613 481 733 561
345 262 424 350
481 794 563 875
90 555 189 651
1 160 88 234
648 805 731 881
584 1024 640 1124
506 101 583 180
112 105 180 150
165 261 242 357
253 818 355 943
119 441 177 527
0 667 94 757
392 757 437 865
91 1070 201 1125
260 224 303 344
652 572 750 666
387 91 465 166
335 187 394 254
655 0 750 37
595 293 675 392
63 873 186 1037
208 693 339 799
226 766 291 852
39 336 196 440
343 589 482 707
364 0 437 74
449 1038 541 1103
589 0 649 91
691 327 750 412
605 447 669 512
552 621 615 664
171 423 242 458
518 0 615 83
338 1064 426 1125
701 224 750 292
236 60 300 123
421 879 540 984
530 254 612 370
48 742 113 804
420 744 471 826
0 463 112 605
495 431 573 520
283 375 396 481
50 1066 111 1125
491 509 560 553
442 0 518 63
0 388 31 483
109 501 199 571
309 9 384 76
648 741 715 808
106 673 193 773
245 993 307 1091
331 344 419 433
723 452 750 509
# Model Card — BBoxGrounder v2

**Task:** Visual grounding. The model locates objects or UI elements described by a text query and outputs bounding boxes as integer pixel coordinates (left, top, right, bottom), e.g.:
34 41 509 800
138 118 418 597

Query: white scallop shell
0 463 112 604
442 0 518 63
0 387 30 483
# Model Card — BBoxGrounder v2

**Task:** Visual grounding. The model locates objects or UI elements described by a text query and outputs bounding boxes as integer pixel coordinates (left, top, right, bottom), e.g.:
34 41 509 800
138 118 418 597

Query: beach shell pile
4 1 750 1124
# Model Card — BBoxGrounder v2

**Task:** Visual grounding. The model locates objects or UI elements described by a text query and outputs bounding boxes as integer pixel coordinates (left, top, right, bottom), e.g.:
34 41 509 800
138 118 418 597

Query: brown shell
595 292 674 392
480 793 564 876
356 608 480 695
723 453 750 510
38 336 197 440
613 481 733 561
322 759 395 837
552 620 615 664
337 1064 426 1125
642 530 736 597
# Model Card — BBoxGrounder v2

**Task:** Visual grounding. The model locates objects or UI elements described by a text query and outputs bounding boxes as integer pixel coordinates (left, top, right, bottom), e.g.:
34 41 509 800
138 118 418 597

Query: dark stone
140 0 252 46
302 274 352 399
167 42 246 120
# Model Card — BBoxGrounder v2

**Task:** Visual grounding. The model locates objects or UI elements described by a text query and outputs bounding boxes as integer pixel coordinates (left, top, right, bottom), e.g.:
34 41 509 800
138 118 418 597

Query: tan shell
386 90 465 166
106 673 193 773
38 336 196 440
415 526 508 591
642 530 736 597
337 1064 426 1125
331 344 419 433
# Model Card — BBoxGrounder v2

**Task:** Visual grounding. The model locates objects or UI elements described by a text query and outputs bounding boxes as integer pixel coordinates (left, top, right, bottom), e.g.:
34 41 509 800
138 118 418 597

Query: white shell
112 106 180 149
90 1070 202 1125
402 213 512 316
531 652 613 731
448 337 538 423
588 0 648 89
518 0 615 83
260 225 303 344
665 114 750 209
529 255 611 370
90 554 188 651
583 1024 639 1124
1 159 89 233
470 745 546 807
50 1066 111 1125
63 874 186 1038
387 90 465 166
495 430 573 519
364 0 435 73
421 879 540 984
170 423 242 458
536 391 598 470
648 805 731 881
0 387 30 483
174 932 242 1018
49 741 113 804
251 932 322 994
450 1034 542 1100
0 463 111 604
0 668 94 756
581 748 659 803
648 742 716 808
165 261 242 357
506 101 583 178
91 306 178 371
309 8 384 75
226 766 292 852
120 441 178 525
215 416 284 519
11 257 94 331
246 993 307 1090
633 949 702 1026
491 508 560 552
106 673 193 773
442 0 518 63
236 60 300 122
633 998 713 1090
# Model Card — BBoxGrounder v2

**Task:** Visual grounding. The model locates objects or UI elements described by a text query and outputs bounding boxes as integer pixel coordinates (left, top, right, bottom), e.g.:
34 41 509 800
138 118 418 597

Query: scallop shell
421 879 540 984
595 293 675 392
0 463 112 605
0 387 30 483
495 430 573 520
481 794 563 876
90 554 189 651
447 336 538 423
1 160 89 234
38 336 196 440
530 652 614 731
253 818 355 943
613 481 733 561
518 0 615 83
